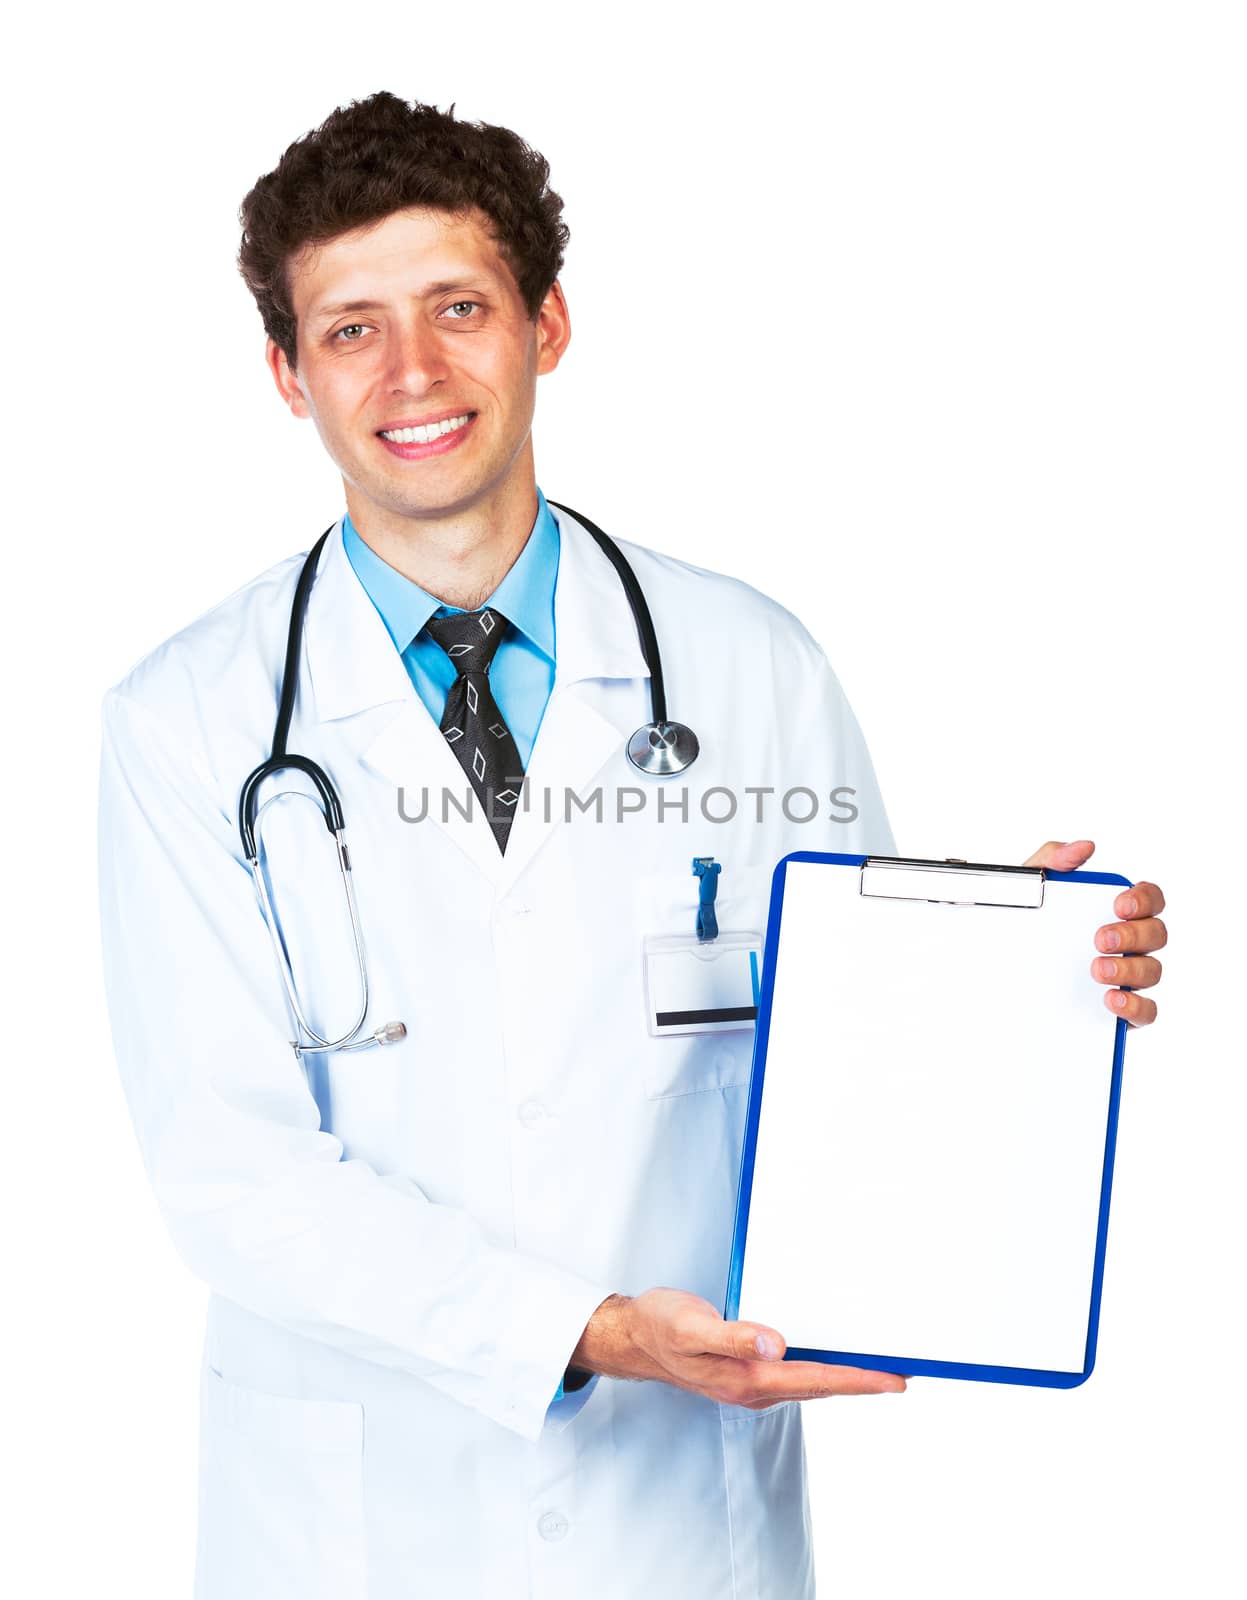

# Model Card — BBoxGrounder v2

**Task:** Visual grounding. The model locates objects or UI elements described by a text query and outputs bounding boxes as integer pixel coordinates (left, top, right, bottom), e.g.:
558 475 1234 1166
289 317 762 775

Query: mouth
376 410 477 459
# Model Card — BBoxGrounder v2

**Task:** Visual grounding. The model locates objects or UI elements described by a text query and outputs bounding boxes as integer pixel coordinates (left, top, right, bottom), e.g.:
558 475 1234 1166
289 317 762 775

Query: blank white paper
735 860 1124 1374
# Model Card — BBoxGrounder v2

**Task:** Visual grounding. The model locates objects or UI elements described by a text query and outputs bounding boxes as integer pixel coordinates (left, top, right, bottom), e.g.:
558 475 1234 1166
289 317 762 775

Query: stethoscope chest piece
627 720 700 776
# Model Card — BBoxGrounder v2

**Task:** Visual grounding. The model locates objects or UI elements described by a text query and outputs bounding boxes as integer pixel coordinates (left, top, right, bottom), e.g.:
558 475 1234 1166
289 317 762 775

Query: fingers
1096 882 1166 1027
1097 877 1167 959
785 1361 907 1397
681 1311 787 1364
1105 988 1158 1027
732 1361 907 1404
1094 951 1163 1025
1095 915 1167 956
1023 839 1096 871
1114 881 1165 919
649 1293 907 1404
1090 955 1163 990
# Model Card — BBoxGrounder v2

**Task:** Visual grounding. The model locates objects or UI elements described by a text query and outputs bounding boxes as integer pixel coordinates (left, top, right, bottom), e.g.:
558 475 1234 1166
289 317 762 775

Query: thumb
1022 838 1095 871
710 1319 787 1362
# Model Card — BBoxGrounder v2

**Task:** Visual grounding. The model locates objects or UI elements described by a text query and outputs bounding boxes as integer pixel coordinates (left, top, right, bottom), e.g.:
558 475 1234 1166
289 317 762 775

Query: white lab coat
97 503 895 1600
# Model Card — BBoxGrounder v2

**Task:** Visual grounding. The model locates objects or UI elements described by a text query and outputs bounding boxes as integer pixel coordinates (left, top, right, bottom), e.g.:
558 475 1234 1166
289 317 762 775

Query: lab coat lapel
363 701 512 881
302 507 651 890
493 504 651 893
304 521 506 882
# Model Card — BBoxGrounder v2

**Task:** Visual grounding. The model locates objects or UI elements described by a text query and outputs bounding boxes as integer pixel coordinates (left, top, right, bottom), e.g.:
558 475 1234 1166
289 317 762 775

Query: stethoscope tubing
544 500 668 726
238 502 688 1056
248 792 373 1054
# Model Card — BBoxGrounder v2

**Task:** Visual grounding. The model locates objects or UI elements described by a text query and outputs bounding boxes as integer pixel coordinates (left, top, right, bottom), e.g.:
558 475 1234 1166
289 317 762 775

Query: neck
344 455 539 611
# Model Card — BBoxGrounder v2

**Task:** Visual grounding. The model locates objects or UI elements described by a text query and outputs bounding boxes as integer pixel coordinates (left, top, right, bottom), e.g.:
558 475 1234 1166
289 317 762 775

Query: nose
386 314 452 394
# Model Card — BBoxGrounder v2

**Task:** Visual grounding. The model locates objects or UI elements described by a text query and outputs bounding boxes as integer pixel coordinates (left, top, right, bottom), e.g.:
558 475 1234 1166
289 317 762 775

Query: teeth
381 413 472 444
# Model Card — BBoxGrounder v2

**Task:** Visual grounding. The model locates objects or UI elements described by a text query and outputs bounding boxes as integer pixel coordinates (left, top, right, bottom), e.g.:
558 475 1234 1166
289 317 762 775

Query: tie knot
423 607 508 675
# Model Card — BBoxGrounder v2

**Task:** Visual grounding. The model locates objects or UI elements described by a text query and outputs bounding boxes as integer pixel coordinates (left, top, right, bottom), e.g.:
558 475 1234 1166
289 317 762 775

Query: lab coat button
538 1510 569 1542
517 1099 547 1126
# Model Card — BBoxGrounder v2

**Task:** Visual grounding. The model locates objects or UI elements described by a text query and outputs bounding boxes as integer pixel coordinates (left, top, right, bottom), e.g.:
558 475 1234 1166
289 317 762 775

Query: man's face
268 206 569 522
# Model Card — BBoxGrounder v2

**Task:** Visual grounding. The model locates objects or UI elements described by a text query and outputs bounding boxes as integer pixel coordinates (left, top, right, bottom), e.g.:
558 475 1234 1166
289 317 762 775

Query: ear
266 336 310 419
534 279 571 377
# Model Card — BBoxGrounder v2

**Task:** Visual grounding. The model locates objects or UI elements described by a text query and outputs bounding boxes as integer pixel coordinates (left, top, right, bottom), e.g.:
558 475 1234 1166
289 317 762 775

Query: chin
378 484 481 521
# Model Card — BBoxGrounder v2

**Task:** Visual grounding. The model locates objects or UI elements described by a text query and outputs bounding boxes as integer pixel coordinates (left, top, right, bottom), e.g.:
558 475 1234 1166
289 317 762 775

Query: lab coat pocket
194 1364 367 1600
719 1401 815 1597
635 863 776 1100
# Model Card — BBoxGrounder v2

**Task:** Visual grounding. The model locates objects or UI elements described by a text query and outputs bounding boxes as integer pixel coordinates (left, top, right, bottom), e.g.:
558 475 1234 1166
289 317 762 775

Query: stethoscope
238 500 699 1058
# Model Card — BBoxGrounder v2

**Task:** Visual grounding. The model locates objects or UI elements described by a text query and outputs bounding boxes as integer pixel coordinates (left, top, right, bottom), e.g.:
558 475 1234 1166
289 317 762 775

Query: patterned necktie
423 607 525 854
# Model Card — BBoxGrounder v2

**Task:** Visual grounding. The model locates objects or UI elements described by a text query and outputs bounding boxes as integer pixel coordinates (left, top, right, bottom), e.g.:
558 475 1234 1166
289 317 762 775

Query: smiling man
97 92 1167 1600
269 204 558 607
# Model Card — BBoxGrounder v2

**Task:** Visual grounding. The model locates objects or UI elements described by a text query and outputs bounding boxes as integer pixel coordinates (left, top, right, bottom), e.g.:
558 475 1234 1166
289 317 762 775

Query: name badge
642 931 763 1037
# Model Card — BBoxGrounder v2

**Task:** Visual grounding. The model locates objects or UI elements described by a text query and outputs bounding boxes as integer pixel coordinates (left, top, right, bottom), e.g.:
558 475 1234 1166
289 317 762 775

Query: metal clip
858 855 1046 909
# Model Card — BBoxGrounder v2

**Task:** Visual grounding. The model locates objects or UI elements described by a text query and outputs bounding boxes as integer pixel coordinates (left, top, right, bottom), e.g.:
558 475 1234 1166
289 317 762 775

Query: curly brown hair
238 91 570 369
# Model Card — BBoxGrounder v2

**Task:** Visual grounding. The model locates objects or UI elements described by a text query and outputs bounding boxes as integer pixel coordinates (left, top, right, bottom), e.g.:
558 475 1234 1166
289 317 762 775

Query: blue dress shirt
343 487 579 1406
342 487 560 770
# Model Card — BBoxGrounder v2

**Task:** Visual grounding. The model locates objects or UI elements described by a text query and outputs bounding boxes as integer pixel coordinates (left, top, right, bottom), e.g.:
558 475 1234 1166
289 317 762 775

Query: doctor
97 92 1167 1600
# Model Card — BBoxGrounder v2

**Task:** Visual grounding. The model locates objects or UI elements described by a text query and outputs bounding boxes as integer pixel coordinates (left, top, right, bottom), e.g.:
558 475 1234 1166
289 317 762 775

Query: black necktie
423 607 525 854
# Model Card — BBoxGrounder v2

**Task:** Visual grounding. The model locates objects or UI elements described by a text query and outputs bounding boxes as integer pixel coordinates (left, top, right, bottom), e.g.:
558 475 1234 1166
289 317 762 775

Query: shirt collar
341 486 560 662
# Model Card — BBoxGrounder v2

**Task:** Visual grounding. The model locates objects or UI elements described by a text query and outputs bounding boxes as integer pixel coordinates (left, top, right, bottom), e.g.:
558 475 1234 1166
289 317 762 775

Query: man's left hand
1023 840 1166 1027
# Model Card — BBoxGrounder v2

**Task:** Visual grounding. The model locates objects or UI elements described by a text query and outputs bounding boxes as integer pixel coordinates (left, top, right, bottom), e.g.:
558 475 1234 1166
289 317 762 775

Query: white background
4 2 1242 1595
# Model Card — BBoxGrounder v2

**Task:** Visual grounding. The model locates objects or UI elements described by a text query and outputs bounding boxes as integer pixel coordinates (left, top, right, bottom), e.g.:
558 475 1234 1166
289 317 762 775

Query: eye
333 323 370 342
442 301 481 320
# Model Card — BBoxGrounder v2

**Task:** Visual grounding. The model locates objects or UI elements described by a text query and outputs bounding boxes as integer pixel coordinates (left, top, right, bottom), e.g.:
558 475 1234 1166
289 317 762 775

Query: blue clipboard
724 851 1132 1388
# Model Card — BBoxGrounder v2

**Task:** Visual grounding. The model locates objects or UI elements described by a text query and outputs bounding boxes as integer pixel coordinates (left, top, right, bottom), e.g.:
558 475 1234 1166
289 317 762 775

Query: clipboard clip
859 855 1046 909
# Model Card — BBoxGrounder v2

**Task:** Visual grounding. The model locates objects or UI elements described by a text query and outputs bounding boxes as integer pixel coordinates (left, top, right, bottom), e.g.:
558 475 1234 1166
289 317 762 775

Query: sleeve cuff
544 1369 602 1432
551 1363 593 1403
493 1271 616 1442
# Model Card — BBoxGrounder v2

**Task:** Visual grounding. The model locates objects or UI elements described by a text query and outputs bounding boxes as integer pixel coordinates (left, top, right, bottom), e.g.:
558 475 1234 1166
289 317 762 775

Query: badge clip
692 856 721 942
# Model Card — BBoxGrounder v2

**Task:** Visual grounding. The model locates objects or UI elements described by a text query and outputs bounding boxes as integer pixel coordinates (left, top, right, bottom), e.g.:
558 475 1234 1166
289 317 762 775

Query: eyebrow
311 282 496 322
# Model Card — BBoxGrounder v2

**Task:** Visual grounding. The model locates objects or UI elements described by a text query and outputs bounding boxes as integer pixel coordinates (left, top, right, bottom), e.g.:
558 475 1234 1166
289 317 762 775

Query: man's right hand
570 1289 907 1408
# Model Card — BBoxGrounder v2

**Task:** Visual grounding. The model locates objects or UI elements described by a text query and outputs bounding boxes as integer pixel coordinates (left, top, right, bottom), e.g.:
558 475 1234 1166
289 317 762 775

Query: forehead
291 207 516 318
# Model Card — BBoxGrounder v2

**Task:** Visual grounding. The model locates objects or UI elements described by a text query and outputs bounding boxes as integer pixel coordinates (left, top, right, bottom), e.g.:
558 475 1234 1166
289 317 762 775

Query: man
97 92 1166 1599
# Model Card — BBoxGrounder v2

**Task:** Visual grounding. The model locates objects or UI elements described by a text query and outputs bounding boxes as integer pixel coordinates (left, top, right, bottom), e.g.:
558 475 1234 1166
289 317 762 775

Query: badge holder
642 858 763 1036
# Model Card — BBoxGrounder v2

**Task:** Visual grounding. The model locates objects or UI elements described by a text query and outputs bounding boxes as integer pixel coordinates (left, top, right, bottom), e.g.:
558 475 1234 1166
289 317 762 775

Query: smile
379 413 474 444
